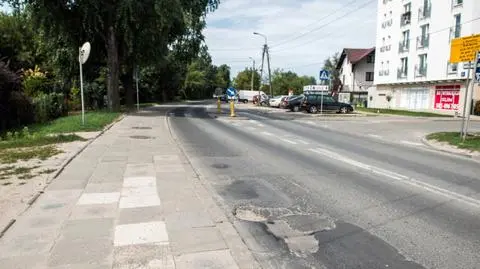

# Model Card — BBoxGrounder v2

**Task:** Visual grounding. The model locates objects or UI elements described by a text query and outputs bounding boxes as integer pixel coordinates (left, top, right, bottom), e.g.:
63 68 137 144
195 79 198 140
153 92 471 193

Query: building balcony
398 41 409 53
400 12 411 27
417 35 429 49
397 68 408 79
380 44 391 53
418 3 431 21
415 64 427 77
450 25 462 40
451 0 463 10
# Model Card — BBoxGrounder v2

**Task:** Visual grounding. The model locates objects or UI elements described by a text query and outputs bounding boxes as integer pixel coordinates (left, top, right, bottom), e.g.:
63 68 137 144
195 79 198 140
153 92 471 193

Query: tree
233 68 260 91
6 0 220 111
271 69 316 95
322 52 341 91
215 64 230 89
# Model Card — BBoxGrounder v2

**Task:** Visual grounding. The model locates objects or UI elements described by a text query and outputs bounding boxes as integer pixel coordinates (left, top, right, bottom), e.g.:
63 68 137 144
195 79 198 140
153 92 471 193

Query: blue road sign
226 87 236 97
475 53 480 82
319 70 330 81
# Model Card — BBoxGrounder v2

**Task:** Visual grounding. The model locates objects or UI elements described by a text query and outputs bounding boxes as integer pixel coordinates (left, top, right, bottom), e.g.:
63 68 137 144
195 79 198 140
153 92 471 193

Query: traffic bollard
217 98 221 113
230 100 236 117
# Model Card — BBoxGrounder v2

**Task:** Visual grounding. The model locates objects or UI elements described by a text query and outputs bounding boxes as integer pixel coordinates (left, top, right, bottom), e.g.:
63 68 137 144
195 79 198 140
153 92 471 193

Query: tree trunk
122 66 134 108
106 25 120 111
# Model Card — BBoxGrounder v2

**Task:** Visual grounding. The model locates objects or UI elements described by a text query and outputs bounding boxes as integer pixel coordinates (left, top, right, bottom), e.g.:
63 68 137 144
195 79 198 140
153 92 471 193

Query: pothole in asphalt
131 126 152 130
129 135 154 139
211 163 229 169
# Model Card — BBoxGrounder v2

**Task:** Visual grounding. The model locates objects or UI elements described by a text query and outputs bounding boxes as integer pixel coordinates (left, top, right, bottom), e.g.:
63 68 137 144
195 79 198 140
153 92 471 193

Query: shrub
0 59 34 132
23 66 52 97
32 93 67 123
474 100 480 116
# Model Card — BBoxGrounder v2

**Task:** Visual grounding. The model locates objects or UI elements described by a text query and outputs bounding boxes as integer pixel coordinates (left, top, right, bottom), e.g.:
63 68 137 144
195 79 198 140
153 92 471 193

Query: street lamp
249 57 255 92
253 32 273 99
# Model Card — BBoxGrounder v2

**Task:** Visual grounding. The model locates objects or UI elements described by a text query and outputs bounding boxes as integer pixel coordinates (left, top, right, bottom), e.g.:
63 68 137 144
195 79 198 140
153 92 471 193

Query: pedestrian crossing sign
319 70 330 81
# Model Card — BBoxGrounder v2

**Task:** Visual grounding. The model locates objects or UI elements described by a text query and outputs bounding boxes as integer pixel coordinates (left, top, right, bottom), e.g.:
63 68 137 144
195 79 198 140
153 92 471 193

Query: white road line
296 139 309 145
401 140 424 146
246 126 257 131
368 134 382 139
309 148 480 209
262 131 274 136
281 138 298 145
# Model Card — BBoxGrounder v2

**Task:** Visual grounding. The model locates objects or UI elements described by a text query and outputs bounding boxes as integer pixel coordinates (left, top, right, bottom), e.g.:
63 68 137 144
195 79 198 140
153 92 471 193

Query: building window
416 54 428 77
401 3 412 26
366 72 374 81
452 0 463 7
367 54 374 63
399 30 410 53
453 14 461 38
418 24 430 48
398 57 408 78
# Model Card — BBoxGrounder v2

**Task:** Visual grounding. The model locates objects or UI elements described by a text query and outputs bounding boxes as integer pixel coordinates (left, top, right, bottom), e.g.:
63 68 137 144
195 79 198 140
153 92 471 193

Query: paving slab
168 226 226 255
69 203 118 220
113 244 174 269
174 249 239 269
117 206 164 225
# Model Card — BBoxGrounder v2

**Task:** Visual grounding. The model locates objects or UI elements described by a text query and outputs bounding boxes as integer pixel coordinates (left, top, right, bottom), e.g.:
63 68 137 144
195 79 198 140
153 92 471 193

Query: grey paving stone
168 227 226 255
0 254 47 269
124 163 155 178
160 193 205 214
69 204 118 220
174 249 239 269
128 154 154 164
89 162 126 183
165 211 215 231
155 164 185 173
101 155 128 162
60 218 114 240
0 230 56 258
48 263 112 269
47 178 89 190
113 243 174 269
48 238 113 267
84 182 123 193
117 206 164 225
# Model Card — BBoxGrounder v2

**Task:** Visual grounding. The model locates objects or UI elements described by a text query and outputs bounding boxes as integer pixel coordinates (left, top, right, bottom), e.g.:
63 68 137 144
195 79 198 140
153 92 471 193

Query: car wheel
309 105 318 114
340 107 348 114
293 106 300 112
243 100 248 104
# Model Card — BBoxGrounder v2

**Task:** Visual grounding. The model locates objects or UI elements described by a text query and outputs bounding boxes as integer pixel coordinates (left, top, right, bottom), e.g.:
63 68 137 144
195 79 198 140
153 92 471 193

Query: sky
204 0 378 79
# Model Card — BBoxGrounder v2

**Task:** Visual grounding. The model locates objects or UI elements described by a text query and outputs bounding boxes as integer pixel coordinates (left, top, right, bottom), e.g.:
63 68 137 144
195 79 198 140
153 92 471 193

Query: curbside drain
130 135 154 139
132 127 152 130
211 163 229 169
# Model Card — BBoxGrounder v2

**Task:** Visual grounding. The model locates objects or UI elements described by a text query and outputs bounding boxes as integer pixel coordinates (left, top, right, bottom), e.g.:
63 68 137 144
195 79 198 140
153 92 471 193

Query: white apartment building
372 0 480 113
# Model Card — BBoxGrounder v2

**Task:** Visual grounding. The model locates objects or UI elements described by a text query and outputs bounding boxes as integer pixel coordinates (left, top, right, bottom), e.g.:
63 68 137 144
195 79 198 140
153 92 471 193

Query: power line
271 0 376 52
270 0 360 47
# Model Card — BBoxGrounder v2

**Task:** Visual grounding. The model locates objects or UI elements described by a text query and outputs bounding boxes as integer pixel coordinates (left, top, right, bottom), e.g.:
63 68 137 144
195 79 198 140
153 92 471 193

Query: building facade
371 0 480 113
336 48 376 105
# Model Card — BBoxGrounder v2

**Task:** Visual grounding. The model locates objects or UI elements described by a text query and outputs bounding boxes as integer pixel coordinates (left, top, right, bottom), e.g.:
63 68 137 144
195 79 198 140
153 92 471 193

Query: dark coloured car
301 95 353 114
284 95 305 112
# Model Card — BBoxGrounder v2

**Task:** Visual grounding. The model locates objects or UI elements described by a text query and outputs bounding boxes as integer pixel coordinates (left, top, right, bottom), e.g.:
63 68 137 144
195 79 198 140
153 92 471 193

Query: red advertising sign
434 89 460 110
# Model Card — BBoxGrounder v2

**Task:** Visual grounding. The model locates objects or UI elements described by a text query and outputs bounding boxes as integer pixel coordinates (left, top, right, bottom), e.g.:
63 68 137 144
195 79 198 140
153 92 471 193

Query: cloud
204 0 377 79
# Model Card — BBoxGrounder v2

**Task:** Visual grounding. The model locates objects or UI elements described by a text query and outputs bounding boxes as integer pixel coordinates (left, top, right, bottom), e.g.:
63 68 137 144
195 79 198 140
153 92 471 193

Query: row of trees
232 52 340 96
1 1 230 131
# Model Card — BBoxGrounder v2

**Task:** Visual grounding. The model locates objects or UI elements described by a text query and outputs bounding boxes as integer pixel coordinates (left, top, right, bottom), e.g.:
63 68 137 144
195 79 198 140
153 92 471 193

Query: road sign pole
135 65 140 112
463 51 480 142
460 63 471 138
320 89 324 115
79 48 85 126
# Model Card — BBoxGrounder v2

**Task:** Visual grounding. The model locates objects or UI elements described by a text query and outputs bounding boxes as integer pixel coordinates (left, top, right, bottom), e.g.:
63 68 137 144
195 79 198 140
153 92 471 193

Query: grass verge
426 132 480 152
0 134 85 150
30 111 120 134
0 146 63 164
356 107 451 117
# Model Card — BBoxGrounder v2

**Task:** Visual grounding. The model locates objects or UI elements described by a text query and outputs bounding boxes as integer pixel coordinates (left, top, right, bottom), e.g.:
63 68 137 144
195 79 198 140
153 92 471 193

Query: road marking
401 140 424 146
281 138 298 145
246 126 256 131
249 120 264 127
296 139 309 145
262 131 274 136
368 134 382 139
309 148 480 209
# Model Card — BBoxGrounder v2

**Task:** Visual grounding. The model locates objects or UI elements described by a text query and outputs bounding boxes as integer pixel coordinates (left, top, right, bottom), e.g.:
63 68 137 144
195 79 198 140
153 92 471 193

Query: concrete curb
165 109 262 269
0 114 126 238
421 136 480 162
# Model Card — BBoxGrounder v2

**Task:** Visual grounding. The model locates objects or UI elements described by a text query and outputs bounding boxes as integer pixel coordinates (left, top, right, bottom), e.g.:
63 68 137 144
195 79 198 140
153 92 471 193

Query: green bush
32 93 67 123
474 100 480 116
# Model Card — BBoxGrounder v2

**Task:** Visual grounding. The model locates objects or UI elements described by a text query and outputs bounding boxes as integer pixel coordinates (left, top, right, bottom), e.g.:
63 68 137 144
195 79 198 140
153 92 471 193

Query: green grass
0 146 63 164
427 132 480 152
0 134 85 150
0 165 41 179
355 107 451 117
30 111 121 134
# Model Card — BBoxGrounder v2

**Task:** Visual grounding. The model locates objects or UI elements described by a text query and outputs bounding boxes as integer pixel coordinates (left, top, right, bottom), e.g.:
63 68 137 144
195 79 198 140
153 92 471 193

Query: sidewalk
0 107 259 269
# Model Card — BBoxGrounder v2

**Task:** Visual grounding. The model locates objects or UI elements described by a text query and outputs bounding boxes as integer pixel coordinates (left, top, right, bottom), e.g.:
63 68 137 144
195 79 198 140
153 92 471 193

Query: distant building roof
336 48 375 70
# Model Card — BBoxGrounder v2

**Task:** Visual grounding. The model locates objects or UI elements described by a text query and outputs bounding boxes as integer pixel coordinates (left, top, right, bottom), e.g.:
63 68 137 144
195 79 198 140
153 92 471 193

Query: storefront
397 88 429 110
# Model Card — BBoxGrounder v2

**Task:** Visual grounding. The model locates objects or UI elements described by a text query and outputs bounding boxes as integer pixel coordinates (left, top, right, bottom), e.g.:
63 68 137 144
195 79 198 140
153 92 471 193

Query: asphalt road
167 104 480 269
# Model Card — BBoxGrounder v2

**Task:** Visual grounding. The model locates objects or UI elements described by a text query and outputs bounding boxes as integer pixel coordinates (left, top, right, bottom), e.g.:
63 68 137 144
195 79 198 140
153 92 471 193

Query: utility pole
254 32 273 103
266 44 273 97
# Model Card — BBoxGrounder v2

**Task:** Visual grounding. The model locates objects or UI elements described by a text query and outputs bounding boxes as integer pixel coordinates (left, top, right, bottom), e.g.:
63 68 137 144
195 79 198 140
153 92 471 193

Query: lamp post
253 32 273 100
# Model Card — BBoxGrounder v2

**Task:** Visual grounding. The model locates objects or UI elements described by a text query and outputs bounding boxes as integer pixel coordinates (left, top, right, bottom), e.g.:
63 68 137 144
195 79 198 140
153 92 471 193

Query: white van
238 90 266 103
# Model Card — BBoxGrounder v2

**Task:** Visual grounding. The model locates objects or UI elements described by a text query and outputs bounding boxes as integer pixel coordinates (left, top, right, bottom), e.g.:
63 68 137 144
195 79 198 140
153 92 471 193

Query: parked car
280 95 297 108
269 95 288 107
253 94 270 106
284 95 305 112
301 95 354 114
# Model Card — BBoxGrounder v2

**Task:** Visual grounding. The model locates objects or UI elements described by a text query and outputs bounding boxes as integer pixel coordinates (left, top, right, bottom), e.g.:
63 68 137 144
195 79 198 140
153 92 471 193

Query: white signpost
79 42 91 125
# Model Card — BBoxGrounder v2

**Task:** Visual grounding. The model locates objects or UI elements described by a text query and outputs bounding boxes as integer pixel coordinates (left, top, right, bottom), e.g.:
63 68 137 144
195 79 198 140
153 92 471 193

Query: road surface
167 103 480 269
